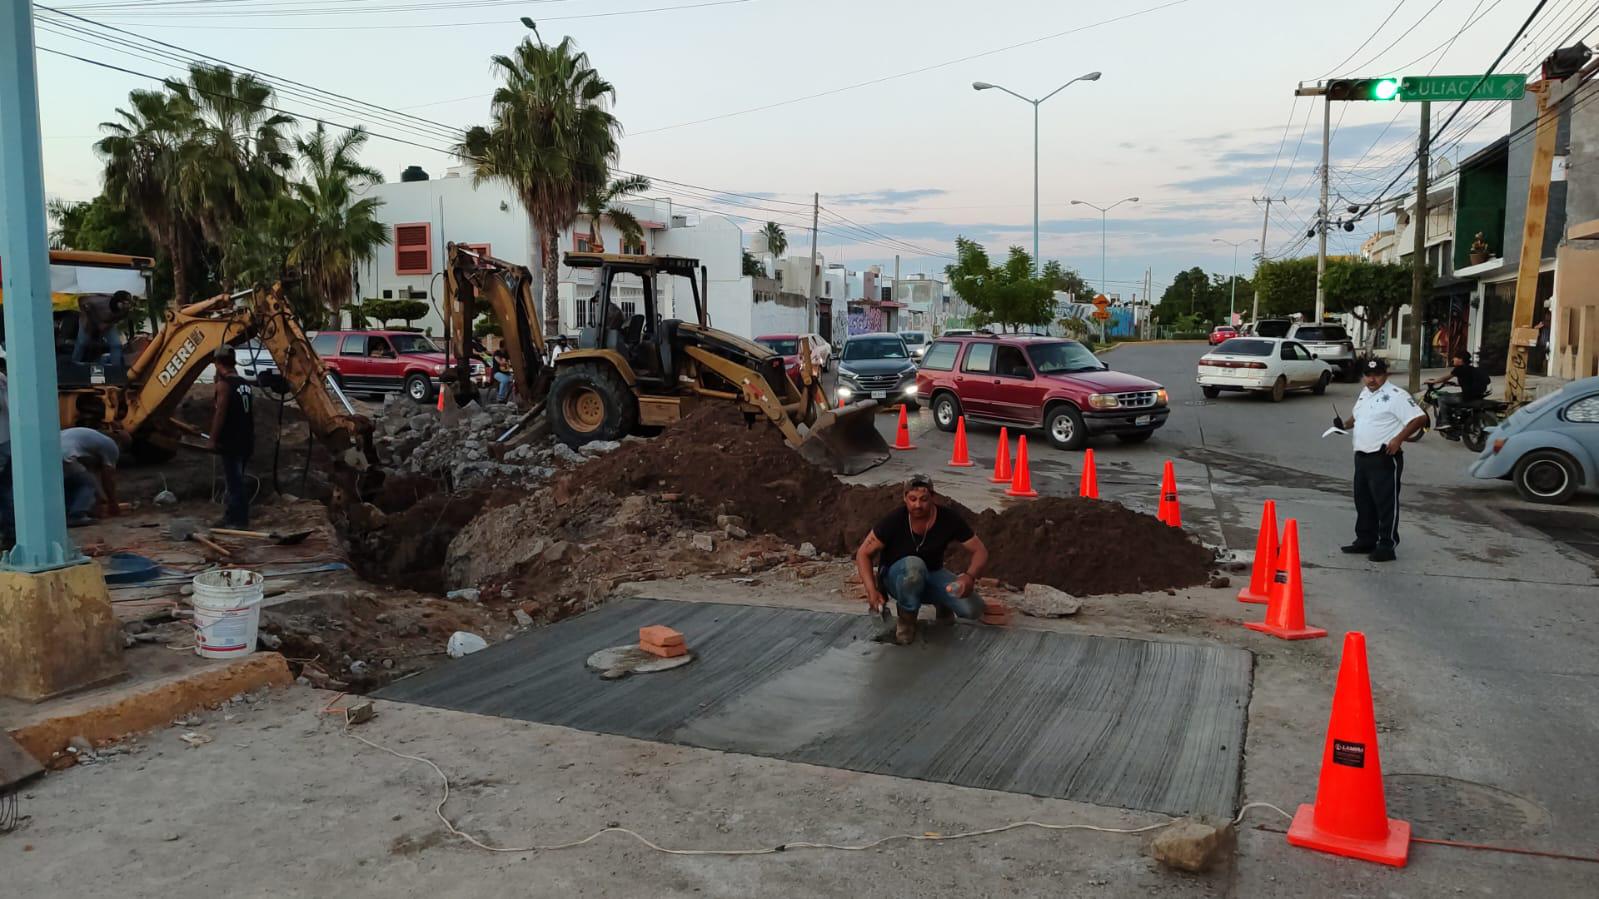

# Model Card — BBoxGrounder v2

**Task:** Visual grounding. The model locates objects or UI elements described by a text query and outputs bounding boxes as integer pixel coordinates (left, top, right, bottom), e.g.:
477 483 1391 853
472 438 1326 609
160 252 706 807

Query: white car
801 332 833 372
1197 337 1333 402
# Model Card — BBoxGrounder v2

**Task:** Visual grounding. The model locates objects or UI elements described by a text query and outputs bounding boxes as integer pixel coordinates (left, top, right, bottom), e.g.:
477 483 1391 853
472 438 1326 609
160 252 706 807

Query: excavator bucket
796 399 892 475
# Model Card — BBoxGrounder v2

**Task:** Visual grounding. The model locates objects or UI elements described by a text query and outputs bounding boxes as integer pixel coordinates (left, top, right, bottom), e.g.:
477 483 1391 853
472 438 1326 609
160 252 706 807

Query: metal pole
1315 94 1330 321
808 191 820 334
1099 211 1108 343
1407 101 1430 394
1229 243 1239 326
1033 101 1040 275
1 1 77 571
1251 196 1280 322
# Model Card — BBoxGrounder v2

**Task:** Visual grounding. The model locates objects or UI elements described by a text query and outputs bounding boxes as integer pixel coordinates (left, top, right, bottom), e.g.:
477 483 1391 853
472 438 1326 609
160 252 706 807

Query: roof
48 249 155 269
563 252 700 275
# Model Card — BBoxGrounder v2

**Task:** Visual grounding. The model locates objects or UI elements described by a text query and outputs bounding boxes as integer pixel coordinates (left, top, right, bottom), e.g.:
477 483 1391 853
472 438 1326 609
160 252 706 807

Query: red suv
915 335 1169 449
312 330 483 403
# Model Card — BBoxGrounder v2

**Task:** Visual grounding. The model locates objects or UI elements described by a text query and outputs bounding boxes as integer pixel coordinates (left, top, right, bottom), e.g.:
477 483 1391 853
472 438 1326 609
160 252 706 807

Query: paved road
870 340 1599 893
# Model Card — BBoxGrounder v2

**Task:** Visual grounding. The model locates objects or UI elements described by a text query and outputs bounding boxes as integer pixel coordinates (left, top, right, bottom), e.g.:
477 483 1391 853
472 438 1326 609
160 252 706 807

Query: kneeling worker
855 474 989 645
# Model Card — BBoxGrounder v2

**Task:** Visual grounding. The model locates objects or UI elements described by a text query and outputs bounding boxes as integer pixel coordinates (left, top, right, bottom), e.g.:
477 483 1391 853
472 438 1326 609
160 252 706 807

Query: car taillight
1492 437 1506 454
1202 359 1267 370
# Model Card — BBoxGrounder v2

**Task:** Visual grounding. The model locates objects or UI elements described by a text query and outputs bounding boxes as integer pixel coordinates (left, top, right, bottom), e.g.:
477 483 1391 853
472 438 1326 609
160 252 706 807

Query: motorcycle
1419 383 1507 453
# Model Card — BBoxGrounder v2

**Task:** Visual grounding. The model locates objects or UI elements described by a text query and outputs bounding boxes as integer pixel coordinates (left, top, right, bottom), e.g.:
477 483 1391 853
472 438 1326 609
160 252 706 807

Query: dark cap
905 473 935 492
1362 357 1388 374
212 347 236 364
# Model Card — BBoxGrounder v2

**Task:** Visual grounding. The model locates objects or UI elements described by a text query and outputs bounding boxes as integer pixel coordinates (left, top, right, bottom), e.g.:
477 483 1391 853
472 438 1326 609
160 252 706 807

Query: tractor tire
550 361 636 447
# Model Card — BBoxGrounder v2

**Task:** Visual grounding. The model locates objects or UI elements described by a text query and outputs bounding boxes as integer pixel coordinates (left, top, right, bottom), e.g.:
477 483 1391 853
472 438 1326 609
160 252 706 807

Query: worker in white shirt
1331 357 1428 562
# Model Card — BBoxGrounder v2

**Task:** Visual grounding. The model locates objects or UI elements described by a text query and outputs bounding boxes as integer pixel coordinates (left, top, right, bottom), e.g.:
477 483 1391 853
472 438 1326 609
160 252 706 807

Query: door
1278 342 1306 386
1288 341 1320 385
956 341 999 417
338 335 374 387
990 344 1048 423
364 335 404 387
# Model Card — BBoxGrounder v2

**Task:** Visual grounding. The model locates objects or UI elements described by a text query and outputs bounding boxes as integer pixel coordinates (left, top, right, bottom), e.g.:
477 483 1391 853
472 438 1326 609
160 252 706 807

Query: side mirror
1102 361 1111 371
1312 353 1320 359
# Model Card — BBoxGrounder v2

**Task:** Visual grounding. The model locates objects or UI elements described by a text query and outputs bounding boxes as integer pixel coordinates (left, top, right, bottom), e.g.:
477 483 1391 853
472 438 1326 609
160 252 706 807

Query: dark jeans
880 556 981 618
1353 450 1404 550
64 465 100 519
493 371 513 402
221 454 250 528
72 326 123 367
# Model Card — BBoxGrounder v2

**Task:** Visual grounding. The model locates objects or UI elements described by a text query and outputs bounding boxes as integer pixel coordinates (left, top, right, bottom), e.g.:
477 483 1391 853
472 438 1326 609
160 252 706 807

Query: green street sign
1399 74 1526 102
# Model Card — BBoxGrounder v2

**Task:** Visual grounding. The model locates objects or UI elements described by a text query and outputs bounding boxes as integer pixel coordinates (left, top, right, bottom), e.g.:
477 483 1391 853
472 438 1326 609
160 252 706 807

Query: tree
1253 257 1319 318
284 122 387 315
457 37 622 335
359 298 430 326
580 173 650 253
943 238 1053 332
761 221 787 257
96 88 200 304
741 248 765 277
1323 259 1419 350
1040 260 1095 303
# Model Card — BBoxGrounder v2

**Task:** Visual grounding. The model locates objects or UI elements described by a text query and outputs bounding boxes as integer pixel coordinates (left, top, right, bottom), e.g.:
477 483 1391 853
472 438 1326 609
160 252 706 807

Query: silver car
1469 375 1599 504
1286 323 1357 381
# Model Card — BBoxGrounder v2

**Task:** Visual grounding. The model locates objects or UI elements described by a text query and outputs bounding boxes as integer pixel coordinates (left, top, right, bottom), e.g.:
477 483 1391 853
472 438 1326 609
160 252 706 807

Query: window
366 336 395 358
842 337 909 361
1294 326 1348 341
920 341 959 371
620 301 637 321
994 345 1033 379
758 338 801 356
1027 341 1103 372
339 336 366 356
1566 396 1599 423
575 235 596 253
461 242 491 259
389 334 439 354
1280 343 1296 360
394 223 431 275
1254 320 1291 338
311 333 338 357
962 342 995 374
623 240 645 255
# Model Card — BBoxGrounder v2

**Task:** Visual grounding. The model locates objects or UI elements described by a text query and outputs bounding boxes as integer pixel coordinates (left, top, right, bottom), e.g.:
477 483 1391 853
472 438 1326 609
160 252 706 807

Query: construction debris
1148 817 1236 873
1017 584 1083 618
446 631 489 658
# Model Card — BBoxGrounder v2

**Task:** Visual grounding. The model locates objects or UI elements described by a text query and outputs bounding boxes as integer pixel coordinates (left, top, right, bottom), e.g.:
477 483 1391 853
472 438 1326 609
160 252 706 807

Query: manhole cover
586 644 695 679
1384 774 1550 841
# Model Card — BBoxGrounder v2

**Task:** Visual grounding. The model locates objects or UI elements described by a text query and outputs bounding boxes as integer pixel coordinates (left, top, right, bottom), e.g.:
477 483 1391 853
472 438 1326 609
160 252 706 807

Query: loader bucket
796 400 891 475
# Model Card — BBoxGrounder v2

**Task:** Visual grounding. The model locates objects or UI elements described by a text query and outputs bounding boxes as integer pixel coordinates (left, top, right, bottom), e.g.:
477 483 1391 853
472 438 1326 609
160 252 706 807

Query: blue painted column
1 0 79 572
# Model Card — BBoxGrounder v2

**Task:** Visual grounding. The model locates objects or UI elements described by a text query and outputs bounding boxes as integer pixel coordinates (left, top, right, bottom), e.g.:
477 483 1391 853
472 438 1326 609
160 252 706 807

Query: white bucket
191 569 265 659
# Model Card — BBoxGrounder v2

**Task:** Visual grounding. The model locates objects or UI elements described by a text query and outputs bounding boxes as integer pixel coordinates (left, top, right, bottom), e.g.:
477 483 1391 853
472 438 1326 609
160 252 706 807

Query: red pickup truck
915 334 1169 450
312 330 484 403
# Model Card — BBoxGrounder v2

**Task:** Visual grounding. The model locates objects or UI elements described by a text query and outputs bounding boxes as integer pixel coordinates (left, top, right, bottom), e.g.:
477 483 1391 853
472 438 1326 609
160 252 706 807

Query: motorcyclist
1425 350 1490 434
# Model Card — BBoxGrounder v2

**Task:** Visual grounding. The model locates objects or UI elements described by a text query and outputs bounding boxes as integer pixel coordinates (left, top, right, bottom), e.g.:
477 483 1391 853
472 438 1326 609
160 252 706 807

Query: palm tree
581 173 651 253
285 123 388 315
456 36 622 335
96 89 199 303
761 221 788 257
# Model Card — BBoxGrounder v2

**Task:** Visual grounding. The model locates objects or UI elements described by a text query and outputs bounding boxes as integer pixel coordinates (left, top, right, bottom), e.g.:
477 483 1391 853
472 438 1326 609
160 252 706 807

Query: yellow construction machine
441 243 889 474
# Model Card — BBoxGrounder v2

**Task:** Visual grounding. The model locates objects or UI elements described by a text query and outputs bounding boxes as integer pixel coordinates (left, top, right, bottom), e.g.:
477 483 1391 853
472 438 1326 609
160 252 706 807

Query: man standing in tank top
208 348 255 529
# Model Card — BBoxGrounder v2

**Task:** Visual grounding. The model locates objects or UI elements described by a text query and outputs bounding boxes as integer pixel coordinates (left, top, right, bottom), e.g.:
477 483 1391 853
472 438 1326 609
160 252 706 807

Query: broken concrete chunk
579 439 622 456
716 514 746 530
407 413 436 433
258 633 283 651
1017 583 1082 618
692 533 716 552
724 525 749 540
797 542 819 559
552 443 586 465
445 587 482 603
446 631 489 658
1148 817 1235 873
512 609 534 627
542 541 571 564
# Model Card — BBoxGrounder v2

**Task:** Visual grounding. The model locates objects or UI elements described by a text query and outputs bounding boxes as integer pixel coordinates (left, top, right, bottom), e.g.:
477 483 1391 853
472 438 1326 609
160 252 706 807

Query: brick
638 625 684 647
639 641 688 659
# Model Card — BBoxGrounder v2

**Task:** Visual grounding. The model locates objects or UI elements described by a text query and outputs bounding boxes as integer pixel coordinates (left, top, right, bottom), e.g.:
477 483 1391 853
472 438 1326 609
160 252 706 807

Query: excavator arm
442 243 551 409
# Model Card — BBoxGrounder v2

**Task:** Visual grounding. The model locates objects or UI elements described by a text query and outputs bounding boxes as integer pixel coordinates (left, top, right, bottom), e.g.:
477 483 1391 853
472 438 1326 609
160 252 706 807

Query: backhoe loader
441 243 889 475
55 282 381 498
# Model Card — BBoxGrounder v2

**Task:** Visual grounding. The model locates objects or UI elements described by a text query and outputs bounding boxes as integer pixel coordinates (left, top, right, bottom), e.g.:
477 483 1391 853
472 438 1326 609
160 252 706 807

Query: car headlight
837 386 853 399
903 384 918 396
433 364 447 375
1155 389 1169 406
1087 393 1120 410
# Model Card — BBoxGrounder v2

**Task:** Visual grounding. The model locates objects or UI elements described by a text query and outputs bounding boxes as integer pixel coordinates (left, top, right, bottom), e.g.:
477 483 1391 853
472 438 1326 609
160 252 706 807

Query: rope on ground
336 706 1291 858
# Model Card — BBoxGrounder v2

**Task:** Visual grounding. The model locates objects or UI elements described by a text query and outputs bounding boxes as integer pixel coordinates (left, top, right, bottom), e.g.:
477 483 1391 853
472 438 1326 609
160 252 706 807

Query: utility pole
1250 195 1285 322
808 192 819 333
1407 101 1430 394
1317 92 1330 322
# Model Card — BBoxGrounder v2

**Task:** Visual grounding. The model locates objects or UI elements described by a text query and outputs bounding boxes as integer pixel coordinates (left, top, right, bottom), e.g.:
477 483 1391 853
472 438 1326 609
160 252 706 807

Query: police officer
1333 358 1427 562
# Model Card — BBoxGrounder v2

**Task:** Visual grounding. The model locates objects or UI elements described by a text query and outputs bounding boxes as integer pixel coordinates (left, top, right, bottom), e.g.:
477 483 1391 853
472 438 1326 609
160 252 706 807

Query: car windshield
1214 338 1275 356
844 338 907 361
1294 326 1348 341
900 332 927 345
1026 341 1103 374
758 338 800 356
389 334 439 354
1254 320 1291 338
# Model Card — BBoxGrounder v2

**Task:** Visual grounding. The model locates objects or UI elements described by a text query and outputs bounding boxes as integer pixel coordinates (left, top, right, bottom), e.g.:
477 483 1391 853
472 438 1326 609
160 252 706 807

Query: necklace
911 508 936 552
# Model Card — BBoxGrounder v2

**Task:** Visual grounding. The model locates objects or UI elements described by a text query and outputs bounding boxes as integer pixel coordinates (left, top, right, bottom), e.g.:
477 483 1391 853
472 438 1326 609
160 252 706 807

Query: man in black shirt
854 474 990 645
1426 351 1489 434
208 349 255 529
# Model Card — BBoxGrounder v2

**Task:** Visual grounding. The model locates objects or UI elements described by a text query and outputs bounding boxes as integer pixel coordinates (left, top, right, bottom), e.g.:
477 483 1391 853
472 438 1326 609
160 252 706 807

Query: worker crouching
855 474 990 645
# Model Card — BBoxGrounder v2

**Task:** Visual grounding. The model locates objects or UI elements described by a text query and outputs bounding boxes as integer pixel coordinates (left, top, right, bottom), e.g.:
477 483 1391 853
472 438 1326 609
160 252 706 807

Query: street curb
7 652 293 763
1097 339 1203 354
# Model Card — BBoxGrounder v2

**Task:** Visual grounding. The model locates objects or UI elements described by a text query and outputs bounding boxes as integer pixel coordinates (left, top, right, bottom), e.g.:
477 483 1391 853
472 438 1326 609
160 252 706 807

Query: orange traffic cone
1156 460 1181 527
892 404 916 451
1237 500 1278 605
1006 435 1039 498
948 416 976 467
1245 519 1327 640
990 427 1013 483
436 386 446 412
1287 631 1410 867
1078 448 1099 499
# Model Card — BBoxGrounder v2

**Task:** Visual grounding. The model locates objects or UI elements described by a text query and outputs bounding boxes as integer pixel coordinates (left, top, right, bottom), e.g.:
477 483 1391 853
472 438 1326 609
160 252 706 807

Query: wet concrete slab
377 598 1252 818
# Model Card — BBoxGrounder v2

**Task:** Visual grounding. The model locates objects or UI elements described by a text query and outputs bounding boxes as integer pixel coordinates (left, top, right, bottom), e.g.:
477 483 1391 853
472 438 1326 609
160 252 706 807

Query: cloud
827 188 949 206
1165 164 1281 192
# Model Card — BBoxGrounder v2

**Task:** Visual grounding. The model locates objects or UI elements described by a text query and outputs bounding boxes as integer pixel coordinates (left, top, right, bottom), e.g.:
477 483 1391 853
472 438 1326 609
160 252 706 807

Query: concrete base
0 562 124 702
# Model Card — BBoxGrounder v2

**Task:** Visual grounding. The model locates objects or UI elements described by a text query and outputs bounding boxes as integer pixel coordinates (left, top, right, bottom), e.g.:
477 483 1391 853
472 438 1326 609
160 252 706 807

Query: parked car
1251 319 1292 338
1208 325 1238 346
234 339 279 381
755 333 831 382
900 330 930 361
836 333 919 409
803 332 834 372
916 334 1168 449
311 329 484 403
1287 322 1357 380
1197 337 1333 402
1468 375 1599 504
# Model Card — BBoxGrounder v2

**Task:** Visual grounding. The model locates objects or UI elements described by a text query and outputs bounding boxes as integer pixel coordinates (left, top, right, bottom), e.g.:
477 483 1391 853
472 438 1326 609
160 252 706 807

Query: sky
30 0 1593 298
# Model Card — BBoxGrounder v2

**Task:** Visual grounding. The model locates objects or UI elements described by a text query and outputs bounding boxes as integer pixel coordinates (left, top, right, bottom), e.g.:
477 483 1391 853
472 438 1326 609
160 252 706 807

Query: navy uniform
1337 358 1427 562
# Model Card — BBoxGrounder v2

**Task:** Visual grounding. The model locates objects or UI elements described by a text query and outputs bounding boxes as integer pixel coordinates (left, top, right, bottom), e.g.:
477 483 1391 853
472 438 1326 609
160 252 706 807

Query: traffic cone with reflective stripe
892 404 916 450
1006 435 1039 498
1245 519 1327 640
1287 631 1410 867
1156 460 1181 527
436 385 446 412
1078 448 1099 499
990 427 1013 483
1238 500 1278 604
948 416 975 467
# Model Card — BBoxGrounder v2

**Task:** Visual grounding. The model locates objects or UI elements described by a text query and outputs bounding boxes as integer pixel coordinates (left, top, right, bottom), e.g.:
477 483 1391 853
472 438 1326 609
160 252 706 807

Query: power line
1318 0 1410 79
89 0 759 30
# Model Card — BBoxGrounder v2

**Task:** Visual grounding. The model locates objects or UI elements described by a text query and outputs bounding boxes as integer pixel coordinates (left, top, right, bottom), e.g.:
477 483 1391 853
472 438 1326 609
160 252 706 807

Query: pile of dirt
575 405 1214 595
344 474 522 594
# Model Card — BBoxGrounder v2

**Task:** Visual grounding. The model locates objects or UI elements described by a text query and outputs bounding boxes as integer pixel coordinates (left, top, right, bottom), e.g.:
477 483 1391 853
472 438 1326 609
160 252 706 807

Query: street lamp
520 16 543 44
1069 196 1138 299
973 72 1101 274
1212 237 1257 327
